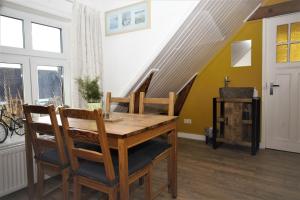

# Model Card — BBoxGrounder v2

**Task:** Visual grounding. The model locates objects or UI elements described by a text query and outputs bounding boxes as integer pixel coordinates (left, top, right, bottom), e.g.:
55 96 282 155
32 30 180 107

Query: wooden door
264 13 300 153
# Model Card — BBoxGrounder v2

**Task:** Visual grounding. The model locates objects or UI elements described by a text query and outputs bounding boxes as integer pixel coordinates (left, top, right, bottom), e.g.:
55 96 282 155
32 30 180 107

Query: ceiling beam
248 0 300 21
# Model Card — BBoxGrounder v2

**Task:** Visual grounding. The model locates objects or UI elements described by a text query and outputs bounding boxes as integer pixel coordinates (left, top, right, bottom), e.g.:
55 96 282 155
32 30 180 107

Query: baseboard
178 132 205 141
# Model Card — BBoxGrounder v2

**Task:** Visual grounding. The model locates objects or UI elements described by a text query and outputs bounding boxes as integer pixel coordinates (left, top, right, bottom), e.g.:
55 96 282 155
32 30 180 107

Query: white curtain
70 1 103 108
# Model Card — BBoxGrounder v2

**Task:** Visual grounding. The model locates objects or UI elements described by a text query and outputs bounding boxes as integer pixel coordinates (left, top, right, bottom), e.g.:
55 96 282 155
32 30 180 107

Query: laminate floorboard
1 138 300 200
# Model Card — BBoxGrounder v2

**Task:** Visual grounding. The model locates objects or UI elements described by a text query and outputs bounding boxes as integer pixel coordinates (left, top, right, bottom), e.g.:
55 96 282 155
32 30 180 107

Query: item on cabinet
204 127 214 145
219 87 254 98
253 87 258 97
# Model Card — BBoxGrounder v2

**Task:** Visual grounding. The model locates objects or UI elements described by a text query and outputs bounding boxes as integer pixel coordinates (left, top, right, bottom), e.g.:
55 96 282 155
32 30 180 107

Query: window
276 22 300 63
37 66 64 106
0 63 24 103
0 7 69 145
0 15 24 48
32 23 62 53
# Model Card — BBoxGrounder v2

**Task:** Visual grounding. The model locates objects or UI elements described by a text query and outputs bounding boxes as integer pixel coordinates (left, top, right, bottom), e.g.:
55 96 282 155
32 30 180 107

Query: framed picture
105 1 151 36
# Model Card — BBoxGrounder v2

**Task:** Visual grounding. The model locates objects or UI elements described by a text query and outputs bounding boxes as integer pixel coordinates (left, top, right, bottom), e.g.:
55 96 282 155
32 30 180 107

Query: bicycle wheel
0 123 8 143
14 118 25 136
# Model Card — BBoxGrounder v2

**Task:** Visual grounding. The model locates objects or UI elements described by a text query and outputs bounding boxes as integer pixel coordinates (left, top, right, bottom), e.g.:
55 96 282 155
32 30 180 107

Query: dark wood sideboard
212 97 260 155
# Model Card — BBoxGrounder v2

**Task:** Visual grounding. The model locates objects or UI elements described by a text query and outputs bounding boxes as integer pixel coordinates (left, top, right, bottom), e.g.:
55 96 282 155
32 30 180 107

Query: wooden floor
1 138 300 200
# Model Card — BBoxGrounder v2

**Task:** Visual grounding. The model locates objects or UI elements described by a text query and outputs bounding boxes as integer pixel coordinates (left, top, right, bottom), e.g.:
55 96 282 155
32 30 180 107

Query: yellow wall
178 20 262 134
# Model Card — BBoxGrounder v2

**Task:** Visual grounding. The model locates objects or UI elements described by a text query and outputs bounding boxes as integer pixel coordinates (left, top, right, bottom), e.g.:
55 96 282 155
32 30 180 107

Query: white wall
2 0 199 97
101 0 199 96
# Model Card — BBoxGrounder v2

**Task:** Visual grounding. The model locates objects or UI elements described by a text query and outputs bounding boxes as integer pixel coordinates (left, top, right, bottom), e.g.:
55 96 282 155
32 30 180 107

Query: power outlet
184 119 192 124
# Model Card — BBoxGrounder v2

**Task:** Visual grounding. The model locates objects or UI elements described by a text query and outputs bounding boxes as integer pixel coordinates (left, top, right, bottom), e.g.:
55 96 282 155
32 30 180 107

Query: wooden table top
33 112 177 138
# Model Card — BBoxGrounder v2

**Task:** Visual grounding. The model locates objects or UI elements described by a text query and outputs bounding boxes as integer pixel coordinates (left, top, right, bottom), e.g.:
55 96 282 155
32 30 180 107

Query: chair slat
61 108 97 120
111 97 130 103
139 92 176 116
68 128 99 144
24 105 50 114
143 98 170 105
31 122 54 135
36 138 57 148
72 148 104 163
106 92 135 113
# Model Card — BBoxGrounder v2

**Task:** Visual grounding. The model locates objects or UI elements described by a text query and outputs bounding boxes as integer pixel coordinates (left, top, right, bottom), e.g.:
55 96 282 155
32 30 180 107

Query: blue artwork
105 1 150 36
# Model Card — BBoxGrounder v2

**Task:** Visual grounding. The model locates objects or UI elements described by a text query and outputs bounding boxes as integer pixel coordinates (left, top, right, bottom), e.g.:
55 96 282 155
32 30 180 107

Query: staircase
127 0 261 97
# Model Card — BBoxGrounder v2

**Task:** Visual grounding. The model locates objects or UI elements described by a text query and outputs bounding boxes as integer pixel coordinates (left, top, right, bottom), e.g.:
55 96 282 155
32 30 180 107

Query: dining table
24 112 178 200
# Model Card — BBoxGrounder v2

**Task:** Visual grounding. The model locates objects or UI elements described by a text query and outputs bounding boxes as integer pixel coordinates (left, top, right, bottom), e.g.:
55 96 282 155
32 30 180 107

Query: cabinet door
224 102 243 142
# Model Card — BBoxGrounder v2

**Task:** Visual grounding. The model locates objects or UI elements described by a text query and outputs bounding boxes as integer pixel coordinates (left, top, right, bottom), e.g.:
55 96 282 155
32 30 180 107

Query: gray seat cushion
38 148 68 168
76 139 171 186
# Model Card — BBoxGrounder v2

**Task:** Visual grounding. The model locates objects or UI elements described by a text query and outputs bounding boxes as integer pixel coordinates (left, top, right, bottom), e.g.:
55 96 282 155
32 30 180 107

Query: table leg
169 127 177 198
24 123 34 199
118 139 129 200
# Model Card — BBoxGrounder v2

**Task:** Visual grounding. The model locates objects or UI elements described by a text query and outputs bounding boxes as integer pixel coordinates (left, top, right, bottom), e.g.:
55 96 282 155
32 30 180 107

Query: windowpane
0 16 24 48
37 66 63 106
291 22 300 42
290 43 300 62
32 23 62 53
0 63 24 117
276 45 288 63
277 24 288 44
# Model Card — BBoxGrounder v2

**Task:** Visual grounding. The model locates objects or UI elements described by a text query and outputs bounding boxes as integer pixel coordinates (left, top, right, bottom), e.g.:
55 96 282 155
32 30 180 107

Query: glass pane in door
290 43 300 62
37 66 63 106
276 44 288 63
277 24 288 43
0 63 24 117
291 22 300 42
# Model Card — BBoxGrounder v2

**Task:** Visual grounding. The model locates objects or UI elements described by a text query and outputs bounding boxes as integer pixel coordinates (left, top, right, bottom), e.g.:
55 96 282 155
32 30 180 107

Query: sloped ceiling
128 0 261 98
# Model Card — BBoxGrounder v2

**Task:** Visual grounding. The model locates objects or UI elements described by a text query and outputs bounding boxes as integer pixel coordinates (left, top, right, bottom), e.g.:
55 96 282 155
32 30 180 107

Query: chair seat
130 139 171 161
76 139 171 186
37 142 99 166
38 149 68 168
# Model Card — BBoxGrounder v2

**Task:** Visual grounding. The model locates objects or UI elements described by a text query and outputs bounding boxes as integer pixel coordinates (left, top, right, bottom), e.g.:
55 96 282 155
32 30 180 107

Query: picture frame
105 1 151 36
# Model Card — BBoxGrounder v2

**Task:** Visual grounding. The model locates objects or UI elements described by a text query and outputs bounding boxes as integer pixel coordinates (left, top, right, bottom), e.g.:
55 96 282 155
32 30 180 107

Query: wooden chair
59 108 152 200
139 92 175 116
105 92 135 113
139 92 176 198
23 104 69 200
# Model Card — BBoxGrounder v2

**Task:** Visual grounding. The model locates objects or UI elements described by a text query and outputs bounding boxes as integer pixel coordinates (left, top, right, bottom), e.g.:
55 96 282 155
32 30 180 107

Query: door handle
270 82 280 95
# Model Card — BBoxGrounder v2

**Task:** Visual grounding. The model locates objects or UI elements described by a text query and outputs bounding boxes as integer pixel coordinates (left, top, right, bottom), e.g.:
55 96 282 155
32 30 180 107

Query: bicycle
0 105 24 144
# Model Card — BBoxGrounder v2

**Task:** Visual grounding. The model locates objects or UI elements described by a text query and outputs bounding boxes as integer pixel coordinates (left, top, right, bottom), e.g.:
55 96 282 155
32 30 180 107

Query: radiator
0 142 29 197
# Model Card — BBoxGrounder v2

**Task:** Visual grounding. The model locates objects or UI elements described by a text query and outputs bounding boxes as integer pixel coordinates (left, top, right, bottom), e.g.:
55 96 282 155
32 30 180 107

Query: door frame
262 12 300 149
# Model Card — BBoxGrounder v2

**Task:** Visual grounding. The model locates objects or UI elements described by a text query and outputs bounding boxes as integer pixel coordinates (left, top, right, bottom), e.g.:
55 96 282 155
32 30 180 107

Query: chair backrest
59 108 116 183
23 104 68 166
139 92 176 116
105 92 135 114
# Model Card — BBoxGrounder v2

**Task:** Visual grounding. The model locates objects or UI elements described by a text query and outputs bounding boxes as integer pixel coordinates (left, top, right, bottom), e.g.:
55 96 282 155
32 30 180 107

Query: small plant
76 76 103 103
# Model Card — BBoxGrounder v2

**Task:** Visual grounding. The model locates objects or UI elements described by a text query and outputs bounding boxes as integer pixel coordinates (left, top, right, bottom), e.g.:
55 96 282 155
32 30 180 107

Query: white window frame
0 53 31 104
0 6 71 106
30 57 70 105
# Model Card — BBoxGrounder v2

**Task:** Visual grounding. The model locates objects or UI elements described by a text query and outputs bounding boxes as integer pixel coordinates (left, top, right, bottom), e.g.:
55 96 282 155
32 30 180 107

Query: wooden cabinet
212 98 260 155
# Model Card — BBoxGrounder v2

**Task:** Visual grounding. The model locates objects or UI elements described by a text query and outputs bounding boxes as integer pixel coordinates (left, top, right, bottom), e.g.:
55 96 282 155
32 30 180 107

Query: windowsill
0 134 25 150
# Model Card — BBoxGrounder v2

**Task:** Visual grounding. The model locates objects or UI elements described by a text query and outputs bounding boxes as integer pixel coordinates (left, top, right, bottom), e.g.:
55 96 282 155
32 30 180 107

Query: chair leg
139 177 144 185
108 188 117 200
37 162 44 200
73 177 81 200
145 167 152 200
62 168 69 200
167 139 172 193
